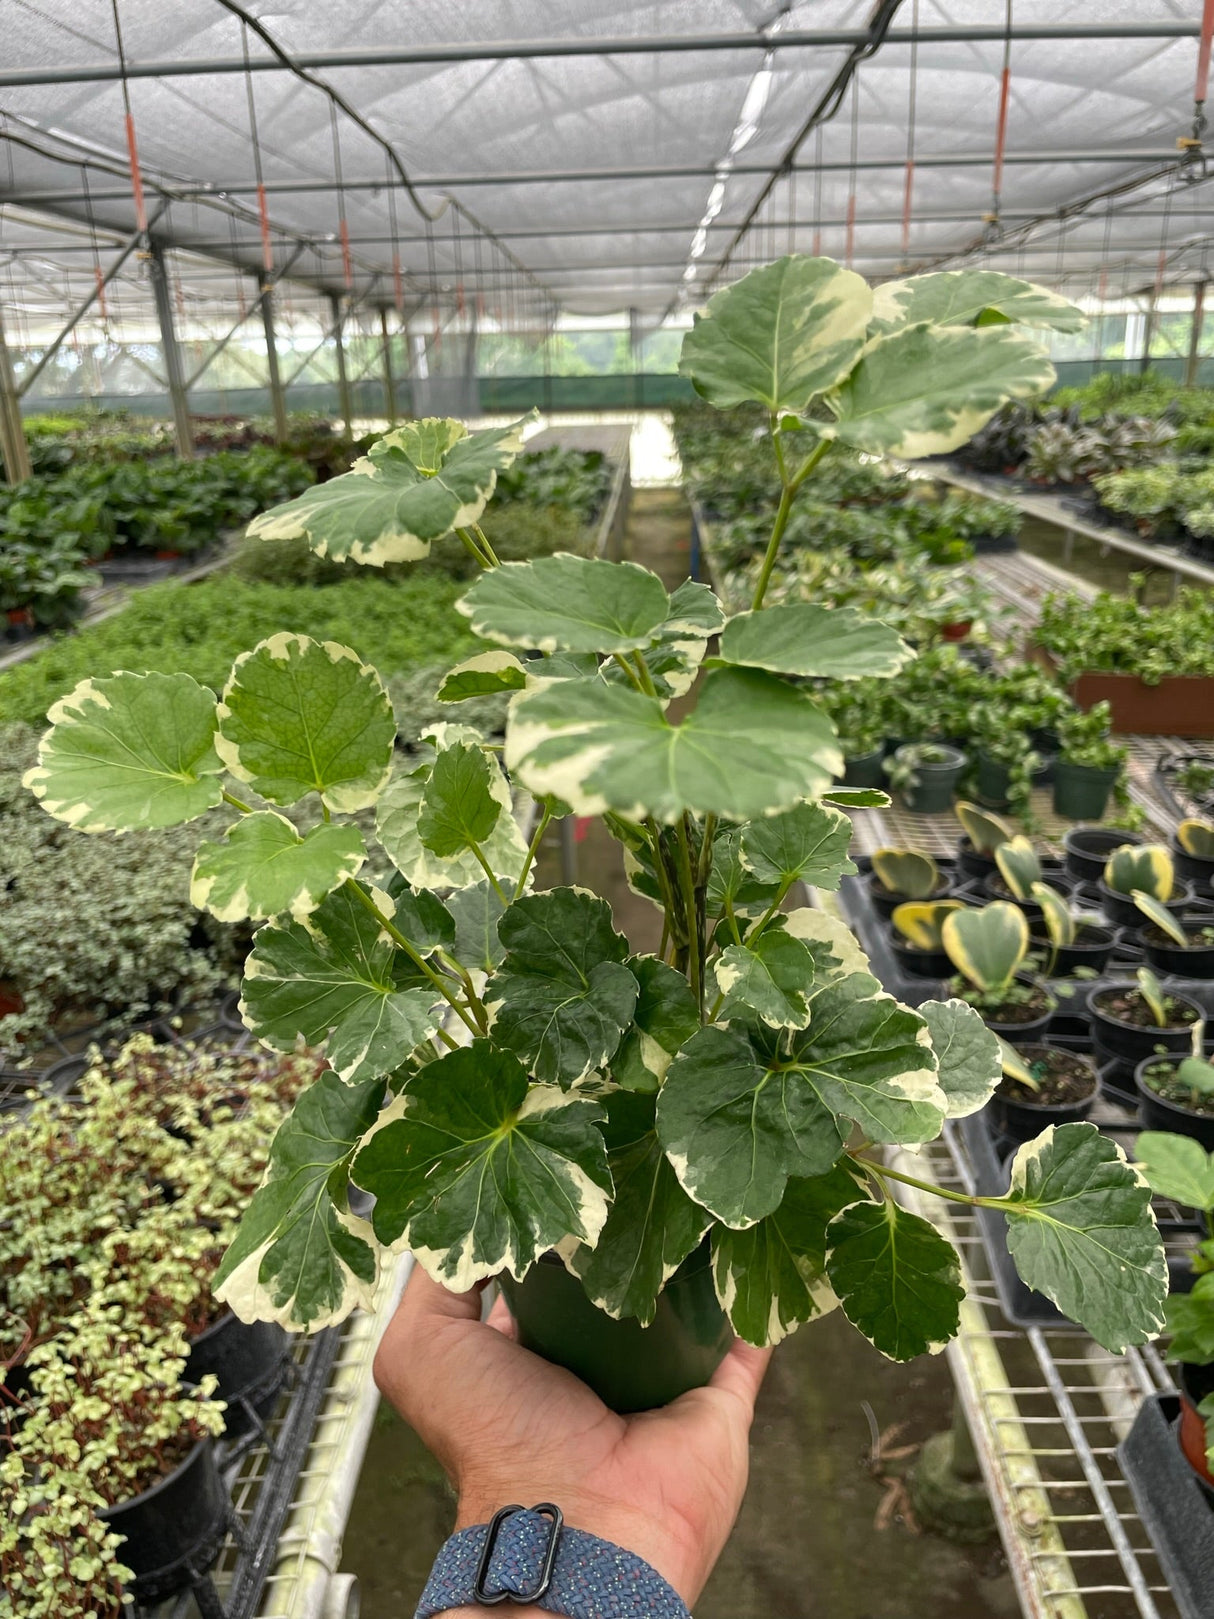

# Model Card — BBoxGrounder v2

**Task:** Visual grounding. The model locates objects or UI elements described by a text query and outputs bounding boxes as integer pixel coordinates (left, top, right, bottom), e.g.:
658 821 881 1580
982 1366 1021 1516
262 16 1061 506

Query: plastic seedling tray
1118 1394 1214 1619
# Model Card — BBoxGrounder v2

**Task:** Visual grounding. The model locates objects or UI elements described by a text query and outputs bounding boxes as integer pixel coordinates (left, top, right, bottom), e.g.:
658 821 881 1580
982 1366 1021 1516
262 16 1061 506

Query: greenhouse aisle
337 489 1017 1619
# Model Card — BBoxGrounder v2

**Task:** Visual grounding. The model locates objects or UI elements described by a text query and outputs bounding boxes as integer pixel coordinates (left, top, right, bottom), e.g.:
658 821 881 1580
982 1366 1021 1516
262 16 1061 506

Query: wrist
454 1496 701 1607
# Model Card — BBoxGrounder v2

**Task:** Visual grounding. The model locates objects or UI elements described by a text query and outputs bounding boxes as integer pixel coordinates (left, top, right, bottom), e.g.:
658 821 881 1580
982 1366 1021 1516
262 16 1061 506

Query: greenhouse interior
8 4 1214 1618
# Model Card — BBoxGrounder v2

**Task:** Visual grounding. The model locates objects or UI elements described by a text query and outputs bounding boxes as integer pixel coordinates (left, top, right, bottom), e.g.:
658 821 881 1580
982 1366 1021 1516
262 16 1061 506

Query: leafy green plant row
1037 582 1214 684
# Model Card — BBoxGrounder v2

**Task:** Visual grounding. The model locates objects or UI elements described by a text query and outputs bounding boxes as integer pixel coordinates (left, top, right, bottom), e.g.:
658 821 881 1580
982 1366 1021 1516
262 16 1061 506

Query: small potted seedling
890 899 966 980
884 741 968 814
1028 881 1115 977
988 1036 1098 1145
1098 843 1192 932
1132 891 1214 981
955 799 1013 883
1088 965 1206 1071
1174 817 1214 895
868 847 952 920
941 900 1055 1038
1135 1049 1214 1153
1063 824 1144 885
1136 1130 1214 1488
984 835 1050 925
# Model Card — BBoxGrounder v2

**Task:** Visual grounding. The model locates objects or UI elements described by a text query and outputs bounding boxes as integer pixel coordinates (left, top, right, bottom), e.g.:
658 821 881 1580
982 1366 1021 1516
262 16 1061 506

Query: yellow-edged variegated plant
22 257 1167 1360
1178 818 1214 861
872 848 940 900
942 900 1032 1005
1133 891 1191 949
994 836 1042 903
997 1036 1042 1093
955 801 1014 858
1104 844 1174 902
892 900 965 952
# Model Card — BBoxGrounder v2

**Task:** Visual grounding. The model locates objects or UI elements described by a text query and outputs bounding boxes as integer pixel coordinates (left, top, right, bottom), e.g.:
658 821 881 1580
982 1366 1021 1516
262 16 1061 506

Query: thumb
400 1264 488 1327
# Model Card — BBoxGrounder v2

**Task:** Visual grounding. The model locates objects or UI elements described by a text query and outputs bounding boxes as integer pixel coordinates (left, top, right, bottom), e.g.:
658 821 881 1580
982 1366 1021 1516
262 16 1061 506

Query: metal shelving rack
893 1133 1182 1619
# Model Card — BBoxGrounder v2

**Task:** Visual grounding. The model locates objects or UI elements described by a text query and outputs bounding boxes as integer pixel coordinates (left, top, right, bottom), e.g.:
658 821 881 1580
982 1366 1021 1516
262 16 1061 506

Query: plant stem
849 1153 990 1209
611 653 646 692
472 523 501 566
468 842 510 905
723 893 743 947
344 880 481 1038
750 436 832 612
697 813 718 884
514 805 553 899
455 527 493 568
676 814 703 1012
630 650 659 697
221 789 254 814
746 878 794 948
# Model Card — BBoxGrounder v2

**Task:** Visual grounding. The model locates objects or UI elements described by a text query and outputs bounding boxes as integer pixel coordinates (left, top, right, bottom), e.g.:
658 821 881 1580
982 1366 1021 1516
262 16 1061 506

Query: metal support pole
379 307 398 425
1139 285 1158 375
261 280 289 443
147 241 195 457
330 292 354 438
0 304 32 484
1186 280 1207 388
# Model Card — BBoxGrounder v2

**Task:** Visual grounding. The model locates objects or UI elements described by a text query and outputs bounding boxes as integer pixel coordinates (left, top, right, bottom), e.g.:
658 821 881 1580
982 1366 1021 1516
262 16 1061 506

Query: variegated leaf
869 271 1084 335
191 812 366 922
459 554 670 655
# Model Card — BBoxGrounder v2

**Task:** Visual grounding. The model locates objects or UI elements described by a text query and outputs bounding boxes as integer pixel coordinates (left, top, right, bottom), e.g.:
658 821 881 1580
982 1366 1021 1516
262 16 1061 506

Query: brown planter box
1027 641 1214 737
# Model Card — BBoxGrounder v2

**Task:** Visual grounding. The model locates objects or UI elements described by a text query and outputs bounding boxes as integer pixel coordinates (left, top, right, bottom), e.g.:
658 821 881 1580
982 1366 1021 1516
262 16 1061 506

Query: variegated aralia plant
24 257 1166 1361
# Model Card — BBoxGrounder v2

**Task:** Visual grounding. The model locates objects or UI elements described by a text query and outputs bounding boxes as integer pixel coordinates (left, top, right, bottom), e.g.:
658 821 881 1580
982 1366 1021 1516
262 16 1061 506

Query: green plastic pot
893 745 967 815
1052 759 1119 821
498 1243 732 1414
841 746 886 790
974 750 1011 810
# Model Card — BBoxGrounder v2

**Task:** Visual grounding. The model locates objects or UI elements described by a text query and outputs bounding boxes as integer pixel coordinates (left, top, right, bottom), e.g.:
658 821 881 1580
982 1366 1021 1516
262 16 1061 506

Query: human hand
374 1265 772 1611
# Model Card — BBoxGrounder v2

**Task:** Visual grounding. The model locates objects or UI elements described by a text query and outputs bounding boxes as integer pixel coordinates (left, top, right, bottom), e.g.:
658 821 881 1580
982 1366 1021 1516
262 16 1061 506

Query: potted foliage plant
22 259 1169 1409
983 834 1049 924
1135 1054 1214 1153
1027 881 1115 977
1052 702 1126 821
1088 967 1205 1071
954 800 1013 882
889 900 965 980
1098 843 1192 931
868 847 952 919
1063 823 1144 884
941 901 1055 1038
1136 1131 1214 1489
988 1039 1098 1146
1132 892 1214 981
885 740 968 814
1173 817 1214 894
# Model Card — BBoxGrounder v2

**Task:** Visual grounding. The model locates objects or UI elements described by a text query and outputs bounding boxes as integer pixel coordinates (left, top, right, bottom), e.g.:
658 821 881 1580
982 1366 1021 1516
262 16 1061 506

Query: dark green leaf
826 1199 964 1360
352 1041 612 1288
740 801 857 888
417 741 502 857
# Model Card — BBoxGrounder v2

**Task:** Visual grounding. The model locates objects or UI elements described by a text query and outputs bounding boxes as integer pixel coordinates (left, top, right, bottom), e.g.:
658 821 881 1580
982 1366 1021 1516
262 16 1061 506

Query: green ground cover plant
0 573 479 727
23 259 1167 1377
1037 580 1214 683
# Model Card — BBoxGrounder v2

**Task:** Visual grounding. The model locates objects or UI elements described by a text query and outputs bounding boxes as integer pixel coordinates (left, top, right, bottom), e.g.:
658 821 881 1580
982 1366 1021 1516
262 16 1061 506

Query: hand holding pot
375 1266 772 1612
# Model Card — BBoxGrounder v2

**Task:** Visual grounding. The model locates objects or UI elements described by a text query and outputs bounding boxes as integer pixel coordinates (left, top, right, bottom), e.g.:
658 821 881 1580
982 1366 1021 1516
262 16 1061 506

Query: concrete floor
339 489 1016 1617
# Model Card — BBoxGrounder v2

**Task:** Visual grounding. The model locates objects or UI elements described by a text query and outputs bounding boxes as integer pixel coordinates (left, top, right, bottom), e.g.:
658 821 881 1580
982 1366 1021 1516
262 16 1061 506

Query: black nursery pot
889 931 952 980
956 835 999 883
1028 922 1115 978
99 1438 228 1600
1063 825 1144 884
1135 1059 1214 1152
841 747 886 790
1172 835 1214 895
1096 878 1194 932
498 1244 732 1414
867 871 953 921
185 1313 289 1437
987 1047 1099 1144
1138 924 1214 982
1087 984 1205 1068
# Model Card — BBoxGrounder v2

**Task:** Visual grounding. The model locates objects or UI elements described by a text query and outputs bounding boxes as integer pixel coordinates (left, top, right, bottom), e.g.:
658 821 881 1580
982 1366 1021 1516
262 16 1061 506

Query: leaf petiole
343 880 481 1039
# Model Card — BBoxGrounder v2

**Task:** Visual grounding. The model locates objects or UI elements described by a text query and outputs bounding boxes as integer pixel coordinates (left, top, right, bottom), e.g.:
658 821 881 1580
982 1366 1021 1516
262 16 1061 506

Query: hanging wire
812 127 824 257
108 0 148 237
901 0 919 267
1093 207 1114 362
987 0 1014 238
329 104 352 292
80 165 109 332
240 21 273 275
385 149 404 314
845 73 860 268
